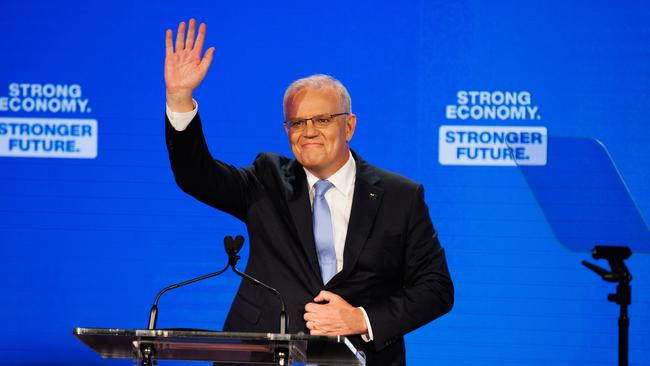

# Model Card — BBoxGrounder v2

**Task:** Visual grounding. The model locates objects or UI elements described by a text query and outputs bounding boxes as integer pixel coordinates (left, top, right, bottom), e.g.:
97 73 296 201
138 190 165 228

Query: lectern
74 327 365 365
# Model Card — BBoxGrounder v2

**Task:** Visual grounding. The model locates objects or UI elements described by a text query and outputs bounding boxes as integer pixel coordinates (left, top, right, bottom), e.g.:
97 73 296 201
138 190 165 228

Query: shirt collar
304 151 356 197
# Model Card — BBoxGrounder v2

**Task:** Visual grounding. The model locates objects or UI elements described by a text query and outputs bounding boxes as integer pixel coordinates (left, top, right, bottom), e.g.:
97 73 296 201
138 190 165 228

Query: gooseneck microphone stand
142 235 289 366
582 245 633 366
147 263 229 330
225 235 288 336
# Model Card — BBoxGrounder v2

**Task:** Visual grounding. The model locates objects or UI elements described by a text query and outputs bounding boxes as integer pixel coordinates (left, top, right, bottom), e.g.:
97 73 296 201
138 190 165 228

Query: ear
345 114 357 142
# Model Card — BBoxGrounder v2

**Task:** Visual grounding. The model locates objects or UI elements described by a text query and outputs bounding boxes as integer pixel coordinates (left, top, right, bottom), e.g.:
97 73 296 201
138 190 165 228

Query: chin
299 158 323 170
298 151 325 164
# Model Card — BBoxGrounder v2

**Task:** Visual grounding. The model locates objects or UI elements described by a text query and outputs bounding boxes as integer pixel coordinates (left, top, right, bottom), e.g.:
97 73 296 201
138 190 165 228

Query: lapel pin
369 192 377 200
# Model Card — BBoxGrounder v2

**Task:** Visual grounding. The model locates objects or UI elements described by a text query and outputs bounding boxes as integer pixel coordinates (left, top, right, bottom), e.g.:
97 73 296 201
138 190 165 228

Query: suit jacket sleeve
165 112 258 221
363 184 454 351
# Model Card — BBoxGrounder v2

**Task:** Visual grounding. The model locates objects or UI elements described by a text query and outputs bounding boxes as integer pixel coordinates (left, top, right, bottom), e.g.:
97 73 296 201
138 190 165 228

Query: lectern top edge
73 327 366 365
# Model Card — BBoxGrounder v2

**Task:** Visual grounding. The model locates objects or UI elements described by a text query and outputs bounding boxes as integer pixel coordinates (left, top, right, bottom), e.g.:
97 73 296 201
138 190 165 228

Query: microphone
225 235 244 260
225 235 288 335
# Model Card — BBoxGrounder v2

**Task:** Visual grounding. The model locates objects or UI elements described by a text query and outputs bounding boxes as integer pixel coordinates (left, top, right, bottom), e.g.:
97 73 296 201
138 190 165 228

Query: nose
302 119 319 137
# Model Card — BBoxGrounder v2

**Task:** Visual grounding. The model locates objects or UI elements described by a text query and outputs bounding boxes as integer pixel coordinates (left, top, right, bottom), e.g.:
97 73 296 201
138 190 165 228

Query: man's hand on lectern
165 18 215 112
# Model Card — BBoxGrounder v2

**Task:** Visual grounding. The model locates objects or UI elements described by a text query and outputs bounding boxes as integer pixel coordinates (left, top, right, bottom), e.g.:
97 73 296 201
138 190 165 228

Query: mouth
300 142 324 149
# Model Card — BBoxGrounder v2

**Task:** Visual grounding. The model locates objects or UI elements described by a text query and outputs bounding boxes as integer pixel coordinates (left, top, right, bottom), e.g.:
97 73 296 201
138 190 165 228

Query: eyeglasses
284 112 350 132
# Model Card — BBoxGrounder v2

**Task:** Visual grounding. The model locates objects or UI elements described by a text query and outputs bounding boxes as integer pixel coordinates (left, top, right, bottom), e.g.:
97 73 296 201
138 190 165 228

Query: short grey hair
283 74 352 117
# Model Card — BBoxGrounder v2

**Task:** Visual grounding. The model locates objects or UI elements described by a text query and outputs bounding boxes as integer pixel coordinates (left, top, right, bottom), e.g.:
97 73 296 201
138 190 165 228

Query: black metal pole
619 304 628 366
615 282 630 366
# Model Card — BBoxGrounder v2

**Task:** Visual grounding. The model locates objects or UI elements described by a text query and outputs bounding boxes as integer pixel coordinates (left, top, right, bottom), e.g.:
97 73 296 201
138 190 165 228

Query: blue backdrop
1 1 649 365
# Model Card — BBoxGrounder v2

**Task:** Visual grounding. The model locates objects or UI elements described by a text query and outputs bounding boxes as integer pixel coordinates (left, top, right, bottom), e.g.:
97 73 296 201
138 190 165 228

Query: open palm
165 19 215 107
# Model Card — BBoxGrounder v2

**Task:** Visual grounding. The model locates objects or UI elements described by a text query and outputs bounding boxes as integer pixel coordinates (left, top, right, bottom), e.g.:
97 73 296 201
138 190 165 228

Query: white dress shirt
166 101 374 341
303 153 355 274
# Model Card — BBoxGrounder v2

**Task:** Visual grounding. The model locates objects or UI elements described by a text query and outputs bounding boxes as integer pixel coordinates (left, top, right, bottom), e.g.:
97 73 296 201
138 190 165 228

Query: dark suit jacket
165 113 453 366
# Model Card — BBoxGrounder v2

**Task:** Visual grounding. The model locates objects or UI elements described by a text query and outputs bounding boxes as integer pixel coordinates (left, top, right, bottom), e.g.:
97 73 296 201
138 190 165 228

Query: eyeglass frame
284 112 350 132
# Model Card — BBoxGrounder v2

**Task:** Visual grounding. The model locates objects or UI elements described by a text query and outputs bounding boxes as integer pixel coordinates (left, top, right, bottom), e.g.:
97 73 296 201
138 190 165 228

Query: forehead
285 87 340 118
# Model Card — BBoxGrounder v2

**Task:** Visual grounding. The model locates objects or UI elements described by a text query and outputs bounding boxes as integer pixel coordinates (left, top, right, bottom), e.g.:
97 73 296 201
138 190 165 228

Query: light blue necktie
313 180 336 284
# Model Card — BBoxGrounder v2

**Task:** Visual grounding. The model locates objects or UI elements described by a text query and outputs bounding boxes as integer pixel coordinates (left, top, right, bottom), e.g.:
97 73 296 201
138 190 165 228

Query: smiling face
284 87 356 179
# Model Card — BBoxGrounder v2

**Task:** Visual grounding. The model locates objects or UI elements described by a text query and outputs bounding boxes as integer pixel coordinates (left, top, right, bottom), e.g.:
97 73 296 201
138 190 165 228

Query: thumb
199 47 215 74
314 290 336 303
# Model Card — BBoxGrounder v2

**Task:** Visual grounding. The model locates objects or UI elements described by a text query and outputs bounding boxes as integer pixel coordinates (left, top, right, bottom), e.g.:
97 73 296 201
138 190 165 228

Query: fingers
304 301 334 335
305 319 327 335
185 18 196 50
304 314 319 333
194 22 207 55
304 295 360 336
175 21 186 51
169 19 208 55
303 312 316 322
306 319 339 336
304 302 324 313
306 318 354 336
309 327 326 336
165 29 173 56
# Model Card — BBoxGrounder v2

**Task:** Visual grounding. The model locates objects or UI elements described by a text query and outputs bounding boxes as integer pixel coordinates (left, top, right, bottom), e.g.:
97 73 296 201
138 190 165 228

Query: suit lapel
326 153 382 289
283 161 323 284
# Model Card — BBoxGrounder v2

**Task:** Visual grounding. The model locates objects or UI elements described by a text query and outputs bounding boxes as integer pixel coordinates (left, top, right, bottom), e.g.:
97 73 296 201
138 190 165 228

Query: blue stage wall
1 1 649 365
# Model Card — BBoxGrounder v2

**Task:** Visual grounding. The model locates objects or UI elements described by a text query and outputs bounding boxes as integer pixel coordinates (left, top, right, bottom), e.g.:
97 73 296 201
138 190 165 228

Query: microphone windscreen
224 235 234 254
234 235 245 252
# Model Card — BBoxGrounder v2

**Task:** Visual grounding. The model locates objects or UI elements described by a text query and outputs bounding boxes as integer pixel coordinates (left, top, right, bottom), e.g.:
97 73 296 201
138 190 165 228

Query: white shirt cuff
166 99 198 131
358 307 374 342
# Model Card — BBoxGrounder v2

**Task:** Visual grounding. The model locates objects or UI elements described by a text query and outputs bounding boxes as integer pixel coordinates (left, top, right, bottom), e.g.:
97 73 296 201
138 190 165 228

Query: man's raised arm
164 19 255 221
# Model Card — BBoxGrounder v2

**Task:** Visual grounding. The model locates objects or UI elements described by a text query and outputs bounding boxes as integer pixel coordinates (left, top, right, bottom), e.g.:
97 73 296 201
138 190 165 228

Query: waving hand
165 19 215 112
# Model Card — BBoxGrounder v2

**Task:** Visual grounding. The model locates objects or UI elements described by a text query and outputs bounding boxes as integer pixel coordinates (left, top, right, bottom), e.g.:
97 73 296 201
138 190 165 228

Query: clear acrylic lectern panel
73 328 365 365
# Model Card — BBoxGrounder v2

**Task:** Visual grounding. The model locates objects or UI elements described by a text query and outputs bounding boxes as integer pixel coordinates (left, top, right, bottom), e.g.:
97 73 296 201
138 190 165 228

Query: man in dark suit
164 19 453 366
